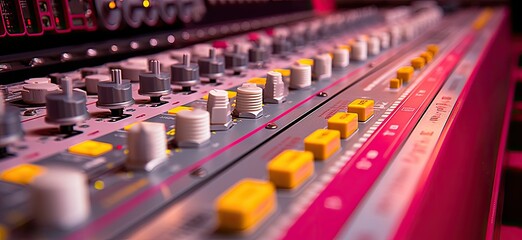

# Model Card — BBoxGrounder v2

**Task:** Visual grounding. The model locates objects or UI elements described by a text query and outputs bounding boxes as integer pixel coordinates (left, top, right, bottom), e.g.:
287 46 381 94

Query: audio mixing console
0 1 512 240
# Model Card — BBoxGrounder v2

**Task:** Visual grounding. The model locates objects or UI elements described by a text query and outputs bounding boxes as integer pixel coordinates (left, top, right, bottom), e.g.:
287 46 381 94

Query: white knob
313 54 332 80
332 48 349 68
175 109 211 147
350 40 368 61
21 83 60 104
120 61 148 82
24 77 51 84
234 83 263 118
378 32 391 49
290 64 312 89
126 122 167 171
389 26 401 46
30 167 90 229
85 74 111 94
207 89 233 131
367 36 380 56
264 71 286 104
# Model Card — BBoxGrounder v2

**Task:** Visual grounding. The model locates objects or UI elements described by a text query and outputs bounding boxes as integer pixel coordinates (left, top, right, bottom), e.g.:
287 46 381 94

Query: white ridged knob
378 32 391 49
207 90 233 131
313 54 332 80
234 83 263 118
332 48 349 68
30 167 90 229
176 109 211 147
389 26 401 46
264 71 286 104
290 64 311 89
367 36 380 56
350 40 368 61
126 122 167 171
85 74 111 94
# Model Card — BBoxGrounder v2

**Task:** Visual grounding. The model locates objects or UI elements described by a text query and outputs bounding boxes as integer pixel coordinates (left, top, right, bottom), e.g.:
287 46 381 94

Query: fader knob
175 109 211 147
138 60 172 103
126 122 167 171
207 89 233 131
0 93 23 157
332 48 349 68
351 39 368 61
85 74 110 94
198 48 225 83
21 83 60 105
225 44 248 75
313 54 332 80
96 69 135 117
289 64 312 89
30 167 90 229
233 83 263 119
171 54 200 92
45 78 89 134
264 71 286 104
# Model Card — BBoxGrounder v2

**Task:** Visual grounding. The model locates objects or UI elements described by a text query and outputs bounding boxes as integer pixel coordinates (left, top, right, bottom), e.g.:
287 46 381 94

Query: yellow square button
397 66 414 83
267 150 314 189
411 57 425 70
348 99 374 121
420 51 433 63
297 58 314 66
328 112 358 139
390 78 401 89
304 129 341 160
167 106 193 115
247 78 267 88
0 164 46 185
272 69 290 77
68 140 113 157
216 179 276 231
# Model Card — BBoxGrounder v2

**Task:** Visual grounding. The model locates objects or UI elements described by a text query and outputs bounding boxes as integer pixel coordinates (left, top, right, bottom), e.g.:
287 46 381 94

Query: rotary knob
248 45 270 66
0 93 23 158
225 44 248 75
126 122 168 171
96 69 134 117
21 82 60 105
272 36 292 55
198 48 225 83
45 78 89 134
171 54 200 92
207 89 233 131
175 109 211 147
138 60 172 103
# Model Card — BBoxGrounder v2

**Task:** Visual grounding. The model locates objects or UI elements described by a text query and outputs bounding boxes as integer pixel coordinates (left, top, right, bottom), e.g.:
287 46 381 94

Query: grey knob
96 69 134 117
248 45 270 64
171 54 200 92
0 93 23 157
225 44 248 75
272 36 292 55
198 48 225 83
45 78 89 134
138 60 172 103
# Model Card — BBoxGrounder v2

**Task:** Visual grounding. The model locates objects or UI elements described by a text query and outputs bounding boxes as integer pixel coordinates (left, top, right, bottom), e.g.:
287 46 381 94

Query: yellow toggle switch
328 112 358 139
396 66 414 83
215 179 276 231
426 44 439 56
348 98 374 121
267 150 314 189
420 51 433 63
389 78 401 89
297 58 314 66
68 140 113 157
272 69 291 77
304 129 341 160
0 164 46 185
167 106 193 115
247 77 267 88
411 57 425 69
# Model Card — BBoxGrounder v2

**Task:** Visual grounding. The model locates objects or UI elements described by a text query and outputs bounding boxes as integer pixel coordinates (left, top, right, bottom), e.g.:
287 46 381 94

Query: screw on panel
265 123 278 129
317 92 328 97
190 168 207 178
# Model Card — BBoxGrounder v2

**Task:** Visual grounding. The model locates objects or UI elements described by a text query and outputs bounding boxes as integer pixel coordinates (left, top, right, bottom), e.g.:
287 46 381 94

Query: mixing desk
0 1 512 239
